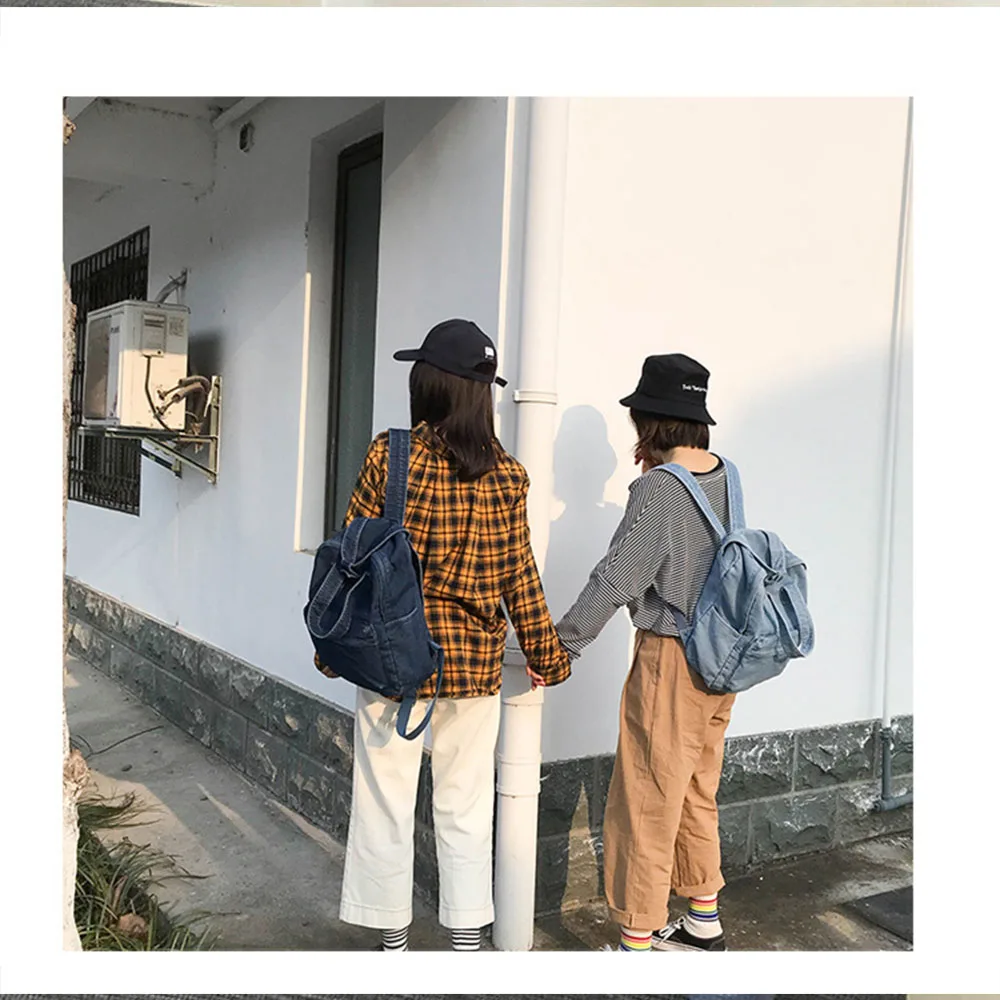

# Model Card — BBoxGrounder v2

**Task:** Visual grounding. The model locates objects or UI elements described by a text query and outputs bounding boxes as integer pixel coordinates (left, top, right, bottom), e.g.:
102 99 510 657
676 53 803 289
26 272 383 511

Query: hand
526 665 546 690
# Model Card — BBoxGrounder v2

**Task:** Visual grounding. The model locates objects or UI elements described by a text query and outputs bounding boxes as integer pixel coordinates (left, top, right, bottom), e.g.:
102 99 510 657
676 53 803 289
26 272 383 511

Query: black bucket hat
619 353 716 425
393 319 507 387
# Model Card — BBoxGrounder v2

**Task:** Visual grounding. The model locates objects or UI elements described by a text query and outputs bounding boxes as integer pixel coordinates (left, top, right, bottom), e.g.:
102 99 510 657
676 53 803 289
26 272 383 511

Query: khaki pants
603 631 736 930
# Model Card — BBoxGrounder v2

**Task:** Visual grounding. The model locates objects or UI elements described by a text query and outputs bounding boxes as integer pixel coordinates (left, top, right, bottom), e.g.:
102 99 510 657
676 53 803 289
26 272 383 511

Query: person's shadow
539 405 633 918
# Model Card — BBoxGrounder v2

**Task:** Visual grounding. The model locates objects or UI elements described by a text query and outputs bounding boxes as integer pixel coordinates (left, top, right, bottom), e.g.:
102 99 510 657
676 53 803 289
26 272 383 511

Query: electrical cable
159 383 206 415
144 356 174 432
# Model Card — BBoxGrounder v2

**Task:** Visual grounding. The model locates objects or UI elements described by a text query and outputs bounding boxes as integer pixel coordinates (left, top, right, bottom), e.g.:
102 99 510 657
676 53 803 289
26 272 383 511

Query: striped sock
683 893 722 938
450 927 482 951
619 927 653 952
381 926 409 951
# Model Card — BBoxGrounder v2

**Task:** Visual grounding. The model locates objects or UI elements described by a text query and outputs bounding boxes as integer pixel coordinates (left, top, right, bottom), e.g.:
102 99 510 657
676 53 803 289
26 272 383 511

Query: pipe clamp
512 389 558 405
496 756 542 796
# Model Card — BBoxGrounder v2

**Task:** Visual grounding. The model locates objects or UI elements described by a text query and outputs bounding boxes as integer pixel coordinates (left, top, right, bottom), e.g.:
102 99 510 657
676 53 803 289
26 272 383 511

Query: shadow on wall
540 405 633 906
381 97 461 183
188 328 224 382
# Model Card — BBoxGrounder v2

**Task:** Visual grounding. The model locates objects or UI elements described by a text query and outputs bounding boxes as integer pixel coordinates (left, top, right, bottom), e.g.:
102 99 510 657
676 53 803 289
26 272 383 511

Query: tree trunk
62 111 87 952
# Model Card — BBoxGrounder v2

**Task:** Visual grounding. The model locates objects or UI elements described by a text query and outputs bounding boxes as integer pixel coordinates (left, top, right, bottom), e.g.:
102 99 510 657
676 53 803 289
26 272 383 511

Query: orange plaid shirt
315 422 570 699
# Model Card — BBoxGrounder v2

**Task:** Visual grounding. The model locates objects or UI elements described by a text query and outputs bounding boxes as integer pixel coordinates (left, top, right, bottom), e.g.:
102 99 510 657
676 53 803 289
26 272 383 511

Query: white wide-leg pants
339 688 502 930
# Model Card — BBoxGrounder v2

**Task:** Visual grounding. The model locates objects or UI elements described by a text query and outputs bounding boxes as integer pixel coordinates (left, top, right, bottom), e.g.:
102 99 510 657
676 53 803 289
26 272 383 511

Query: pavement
66 656 448 950
65 656 912 951
534 836 912 951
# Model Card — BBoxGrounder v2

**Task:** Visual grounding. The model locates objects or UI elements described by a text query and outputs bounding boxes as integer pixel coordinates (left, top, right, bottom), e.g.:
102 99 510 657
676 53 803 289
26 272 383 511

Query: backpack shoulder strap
385 428 410 525
719 456 746 531
652 461 727 540
395 651 445 740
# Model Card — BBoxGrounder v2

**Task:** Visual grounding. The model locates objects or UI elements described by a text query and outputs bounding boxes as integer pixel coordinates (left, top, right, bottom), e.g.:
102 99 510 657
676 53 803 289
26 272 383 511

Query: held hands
526 665 546 690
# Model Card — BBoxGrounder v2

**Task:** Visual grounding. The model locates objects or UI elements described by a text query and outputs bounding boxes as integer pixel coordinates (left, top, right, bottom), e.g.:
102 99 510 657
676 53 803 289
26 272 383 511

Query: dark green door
326 133 383 535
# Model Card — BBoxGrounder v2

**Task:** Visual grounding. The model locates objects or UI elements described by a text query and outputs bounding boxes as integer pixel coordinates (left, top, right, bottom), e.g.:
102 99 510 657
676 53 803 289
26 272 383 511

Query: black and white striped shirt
556 459 730 659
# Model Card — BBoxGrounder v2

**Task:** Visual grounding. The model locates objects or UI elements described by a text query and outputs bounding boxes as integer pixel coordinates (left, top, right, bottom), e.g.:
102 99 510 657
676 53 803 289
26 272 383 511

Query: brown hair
409 361 499 482
630 409 710 466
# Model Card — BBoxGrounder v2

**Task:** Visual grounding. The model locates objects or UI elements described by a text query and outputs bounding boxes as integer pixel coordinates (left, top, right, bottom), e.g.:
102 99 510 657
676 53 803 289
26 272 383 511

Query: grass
75 788 217 950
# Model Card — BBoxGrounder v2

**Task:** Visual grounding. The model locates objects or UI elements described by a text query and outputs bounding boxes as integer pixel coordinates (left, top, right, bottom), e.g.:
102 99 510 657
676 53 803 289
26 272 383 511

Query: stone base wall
65 579 356 841
66 579 913 917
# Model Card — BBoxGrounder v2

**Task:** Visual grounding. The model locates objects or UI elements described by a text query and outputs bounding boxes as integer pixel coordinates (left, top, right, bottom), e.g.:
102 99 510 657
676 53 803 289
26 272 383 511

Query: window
68 228 150 515
325 134 383 535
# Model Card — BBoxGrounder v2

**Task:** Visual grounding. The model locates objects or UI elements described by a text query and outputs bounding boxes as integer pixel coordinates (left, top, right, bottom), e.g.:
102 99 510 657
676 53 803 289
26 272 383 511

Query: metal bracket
107 376 222 485
140 445 181 477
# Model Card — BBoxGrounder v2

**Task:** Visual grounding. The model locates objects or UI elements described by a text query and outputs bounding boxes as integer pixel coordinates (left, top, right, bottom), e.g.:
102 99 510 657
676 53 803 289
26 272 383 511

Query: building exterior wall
63 96 508 718
539 97 913 759
64 99 913 897
372 97 509 433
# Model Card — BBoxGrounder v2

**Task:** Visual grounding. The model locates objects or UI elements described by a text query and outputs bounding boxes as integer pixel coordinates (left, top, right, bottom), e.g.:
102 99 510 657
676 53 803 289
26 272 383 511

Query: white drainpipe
872 97 913 812
493 97 571 952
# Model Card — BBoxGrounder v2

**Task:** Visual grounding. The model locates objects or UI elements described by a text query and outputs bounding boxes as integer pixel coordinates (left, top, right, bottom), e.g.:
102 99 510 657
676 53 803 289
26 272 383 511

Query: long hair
630 409 710 466
409 361 498 481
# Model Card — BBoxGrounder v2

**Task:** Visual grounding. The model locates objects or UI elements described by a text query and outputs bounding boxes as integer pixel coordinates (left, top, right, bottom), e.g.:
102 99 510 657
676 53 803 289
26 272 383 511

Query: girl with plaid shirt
316 320 569 951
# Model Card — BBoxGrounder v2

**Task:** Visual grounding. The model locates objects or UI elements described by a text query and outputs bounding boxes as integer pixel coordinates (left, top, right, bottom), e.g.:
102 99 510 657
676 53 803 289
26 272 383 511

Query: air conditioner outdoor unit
82 300 190 432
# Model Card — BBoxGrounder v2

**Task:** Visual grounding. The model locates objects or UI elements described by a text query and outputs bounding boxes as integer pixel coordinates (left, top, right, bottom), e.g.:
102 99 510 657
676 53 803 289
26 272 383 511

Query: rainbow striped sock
683 893 722 938
619 927 653 951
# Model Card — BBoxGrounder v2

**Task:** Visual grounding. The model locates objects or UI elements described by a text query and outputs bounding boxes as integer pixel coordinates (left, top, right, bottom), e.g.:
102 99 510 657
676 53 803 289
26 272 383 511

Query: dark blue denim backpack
303 429 444 739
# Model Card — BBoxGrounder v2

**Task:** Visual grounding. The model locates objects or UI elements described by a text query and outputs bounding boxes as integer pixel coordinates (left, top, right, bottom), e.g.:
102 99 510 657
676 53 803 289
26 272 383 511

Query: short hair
629 408 710 465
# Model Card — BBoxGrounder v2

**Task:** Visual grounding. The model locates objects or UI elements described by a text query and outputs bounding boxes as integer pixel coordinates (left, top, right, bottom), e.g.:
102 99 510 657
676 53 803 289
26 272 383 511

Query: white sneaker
651 918 727 952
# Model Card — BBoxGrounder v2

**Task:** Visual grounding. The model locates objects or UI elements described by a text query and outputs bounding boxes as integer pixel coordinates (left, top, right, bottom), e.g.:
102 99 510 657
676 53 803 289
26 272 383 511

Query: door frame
324 132 384 537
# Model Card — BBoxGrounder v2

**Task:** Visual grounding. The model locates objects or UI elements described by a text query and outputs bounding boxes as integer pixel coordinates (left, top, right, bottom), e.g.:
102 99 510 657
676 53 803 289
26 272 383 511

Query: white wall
886 165 913 717
539 98 913 759
65 97 913 760
66 99 216 191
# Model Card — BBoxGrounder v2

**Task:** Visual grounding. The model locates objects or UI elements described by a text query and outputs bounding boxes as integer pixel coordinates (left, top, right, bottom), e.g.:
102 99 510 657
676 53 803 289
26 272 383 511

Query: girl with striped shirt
557 353 736 953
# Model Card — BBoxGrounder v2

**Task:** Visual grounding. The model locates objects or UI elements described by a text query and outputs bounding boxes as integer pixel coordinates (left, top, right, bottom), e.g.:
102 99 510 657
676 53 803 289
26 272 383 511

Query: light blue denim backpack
655 457 815 693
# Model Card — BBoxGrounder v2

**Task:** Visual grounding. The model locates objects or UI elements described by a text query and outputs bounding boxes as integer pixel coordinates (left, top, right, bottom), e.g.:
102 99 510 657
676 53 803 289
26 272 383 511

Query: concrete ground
66 656 447 951
66 656 912 951
534 835 912 951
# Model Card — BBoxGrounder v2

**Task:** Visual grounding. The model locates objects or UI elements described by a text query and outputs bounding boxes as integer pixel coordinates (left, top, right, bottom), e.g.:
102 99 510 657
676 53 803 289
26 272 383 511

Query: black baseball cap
393 319 507 387
619 353 716 425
